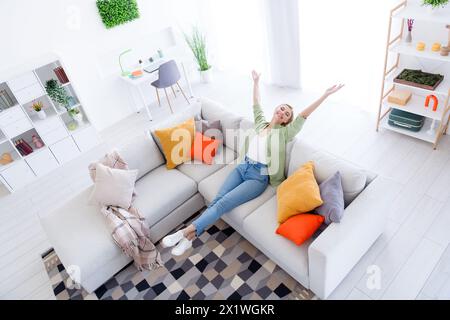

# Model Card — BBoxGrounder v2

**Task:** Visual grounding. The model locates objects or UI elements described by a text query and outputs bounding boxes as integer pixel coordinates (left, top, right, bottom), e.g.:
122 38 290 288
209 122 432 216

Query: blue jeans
192 156 269 236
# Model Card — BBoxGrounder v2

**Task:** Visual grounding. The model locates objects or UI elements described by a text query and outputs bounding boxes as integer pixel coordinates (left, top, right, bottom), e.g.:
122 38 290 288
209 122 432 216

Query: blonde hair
281 104 294 126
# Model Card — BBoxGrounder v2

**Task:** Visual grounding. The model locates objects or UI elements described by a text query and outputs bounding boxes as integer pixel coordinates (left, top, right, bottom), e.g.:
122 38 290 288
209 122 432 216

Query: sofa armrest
308 176 399 299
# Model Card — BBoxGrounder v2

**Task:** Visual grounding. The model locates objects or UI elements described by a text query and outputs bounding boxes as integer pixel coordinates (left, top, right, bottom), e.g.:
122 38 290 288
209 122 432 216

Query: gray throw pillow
195 119 223 141
315 171 344 224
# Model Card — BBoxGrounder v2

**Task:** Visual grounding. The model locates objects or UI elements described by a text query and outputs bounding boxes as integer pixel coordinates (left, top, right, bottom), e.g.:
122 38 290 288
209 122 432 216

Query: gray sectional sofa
40 97 397 299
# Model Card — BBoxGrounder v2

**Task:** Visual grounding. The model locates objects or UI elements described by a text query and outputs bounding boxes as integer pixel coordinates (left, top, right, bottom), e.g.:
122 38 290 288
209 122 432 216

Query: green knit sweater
237 104 306 187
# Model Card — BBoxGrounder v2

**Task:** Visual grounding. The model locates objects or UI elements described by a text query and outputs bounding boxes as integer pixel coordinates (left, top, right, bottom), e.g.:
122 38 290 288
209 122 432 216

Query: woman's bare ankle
186 230 196 241
183 225 196 238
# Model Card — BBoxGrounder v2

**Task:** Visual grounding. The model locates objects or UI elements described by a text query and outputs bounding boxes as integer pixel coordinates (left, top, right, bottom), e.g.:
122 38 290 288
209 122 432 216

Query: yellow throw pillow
154 118 195 169
277 161 323 223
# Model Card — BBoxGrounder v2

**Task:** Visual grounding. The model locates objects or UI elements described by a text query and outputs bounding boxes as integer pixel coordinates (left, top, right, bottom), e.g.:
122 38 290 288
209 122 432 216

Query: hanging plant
96 0 140 29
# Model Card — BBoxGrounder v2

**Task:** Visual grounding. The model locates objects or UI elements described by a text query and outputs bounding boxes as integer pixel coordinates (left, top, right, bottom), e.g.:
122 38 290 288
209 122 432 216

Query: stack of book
53 67 69 84
14 139 34 156
0 90 14 110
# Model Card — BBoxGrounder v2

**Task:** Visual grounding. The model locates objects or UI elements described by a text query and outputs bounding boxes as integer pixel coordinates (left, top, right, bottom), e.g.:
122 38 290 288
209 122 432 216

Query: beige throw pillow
89 163 138 209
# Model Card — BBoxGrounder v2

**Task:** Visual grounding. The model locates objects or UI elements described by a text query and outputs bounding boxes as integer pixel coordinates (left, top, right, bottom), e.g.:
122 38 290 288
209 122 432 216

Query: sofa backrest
118 131 165 180
149 99 202 133
288 140 373 206
199 97 243 150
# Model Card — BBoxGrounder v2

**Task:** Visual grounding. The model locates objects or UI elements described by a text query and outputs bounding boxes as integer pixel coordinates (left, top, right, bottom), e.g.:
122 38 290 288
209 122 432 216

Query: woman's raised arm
299 84 344 119
252 70 261 106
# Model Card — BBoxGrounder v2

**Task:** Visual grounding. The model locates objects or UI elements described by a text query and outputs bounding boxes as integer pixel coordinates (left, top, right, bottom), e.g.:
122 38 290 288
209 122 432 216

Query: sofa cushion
118 132 165 180
177 145 236 183
276 213 325 246
197 163 275 226
288 140 367 206
153 118 196 169
277 161 323 223
243 196 311 286
315 171 345 224
134 165 197 226
195 118 222 140
190 131 221 165
89 163 138 208
200 97 243 150
149 100 202 152
40 186 131 289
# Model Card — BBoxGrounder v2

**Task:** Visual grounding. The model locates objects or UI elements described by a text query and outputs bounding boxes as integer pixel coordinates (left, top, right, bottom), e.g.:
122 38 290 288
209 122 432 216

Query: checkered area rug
42 212 315 300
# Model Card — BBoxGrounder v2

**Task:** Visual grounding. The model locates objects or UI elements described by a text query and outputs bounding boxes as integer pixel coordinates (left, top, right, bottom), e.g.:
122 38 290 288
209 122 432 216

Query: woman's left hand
324 84 345 97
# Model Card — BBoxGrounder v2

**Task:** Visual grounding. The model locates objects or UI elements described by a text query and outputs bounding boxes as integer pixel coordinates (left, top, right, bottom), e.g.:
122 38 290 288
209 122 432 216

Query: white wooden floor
1 71 449 300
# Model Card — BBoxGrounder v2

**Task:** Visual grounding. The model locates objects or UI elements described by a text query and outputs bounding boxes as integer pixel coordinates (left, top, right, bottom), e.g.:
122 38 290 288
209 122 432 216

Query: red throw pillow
190 132 221 165
276 214 324 246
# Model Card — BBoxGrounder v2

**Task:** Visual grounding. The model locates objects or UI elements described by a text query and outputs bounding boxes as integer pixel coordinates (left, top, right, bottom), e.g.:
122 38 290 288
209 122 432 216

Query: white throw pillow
89 163 138 208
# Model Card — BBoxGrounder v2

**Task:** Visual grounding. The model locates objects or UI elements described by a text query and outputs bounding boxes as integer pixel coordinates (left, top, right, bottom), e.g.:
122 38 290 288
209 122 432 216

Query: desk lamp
119 49 132 76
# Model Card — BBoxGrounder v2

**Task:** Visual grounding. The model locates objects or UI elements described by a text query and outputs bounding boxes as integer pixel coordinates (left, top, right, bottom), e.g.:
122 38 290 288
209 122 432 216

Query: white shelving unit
376 1 450 149
0 55 101 192
393 3 450 24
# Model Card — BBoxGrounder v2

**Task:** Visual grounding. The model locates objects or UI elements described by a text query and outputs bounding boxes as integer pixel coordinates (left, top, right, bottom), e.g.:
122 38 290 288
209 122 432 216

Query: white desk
120 58 193 121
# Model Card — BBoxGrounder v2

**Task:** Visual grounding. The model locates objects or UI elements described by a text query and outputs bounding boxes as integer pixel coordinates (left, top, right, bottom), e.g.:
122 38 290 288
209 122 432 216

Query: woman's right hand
252 70 261 83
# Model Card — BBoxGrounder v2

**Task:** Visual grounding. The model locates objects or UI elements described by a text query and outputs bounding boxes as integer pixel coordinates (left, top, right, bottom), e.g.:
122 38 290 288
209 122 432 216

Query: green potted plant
68 107 84 126
184 26 212 83
422 0 448 13
45 79 70 111
31 101 46 120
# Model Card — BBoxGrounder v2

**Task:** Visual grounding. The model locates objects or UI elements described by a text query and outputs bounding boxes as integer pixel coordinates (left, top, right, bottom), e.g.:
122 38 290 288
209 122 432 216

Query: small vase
199 68 213 83
405 30 412 44
32 135 44 149
36 110 46 120
72 113 84 126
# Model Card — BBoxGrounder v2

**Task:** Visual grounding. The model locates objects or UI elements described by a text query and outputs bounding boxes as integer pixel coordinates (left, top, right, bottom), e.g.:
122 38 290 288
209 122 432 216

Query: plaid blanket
89 150 163 271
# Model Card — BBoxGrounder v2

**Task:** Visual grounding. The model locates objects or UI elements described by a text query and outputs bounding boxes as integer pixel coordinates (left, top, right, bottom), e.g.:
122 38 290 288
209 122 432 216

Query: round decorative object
416 42 426 51
0 152 13 165
68 122 77 131
432 43 441 52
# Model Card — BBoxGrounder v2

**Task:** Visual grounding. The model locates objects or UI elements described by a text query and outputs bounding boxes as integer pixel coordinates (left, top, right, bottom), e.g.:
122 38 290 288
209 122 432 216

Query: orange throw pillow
276 214 324 245
190 132 221 165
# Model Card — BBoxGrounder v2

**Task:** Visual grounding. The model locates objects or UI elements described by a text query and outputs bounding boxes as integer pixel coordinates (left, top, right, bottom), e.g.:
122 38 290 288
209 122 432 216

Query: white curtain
298 0 399 111
264 0 301 88
199 0 268 77
195 0 301 88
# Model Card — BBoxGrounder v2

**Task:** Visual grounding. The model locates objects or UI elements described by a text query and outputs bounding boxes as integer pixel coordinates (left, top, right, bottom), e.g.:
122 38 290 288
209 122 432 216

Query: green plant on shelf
31 101 43 112
422 0 448 8
45 79 70 111
184 26 211 72
68 107 80 117
396 69 444 86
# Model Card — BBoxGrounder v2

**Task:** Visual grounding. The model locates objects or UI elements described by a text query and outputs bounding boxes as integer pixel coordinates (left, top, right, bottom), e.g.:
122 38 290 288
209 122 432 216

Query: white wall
0 0 193 130
298 0 449 113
